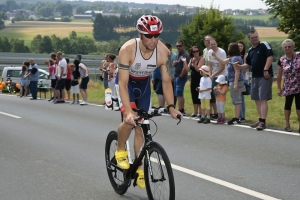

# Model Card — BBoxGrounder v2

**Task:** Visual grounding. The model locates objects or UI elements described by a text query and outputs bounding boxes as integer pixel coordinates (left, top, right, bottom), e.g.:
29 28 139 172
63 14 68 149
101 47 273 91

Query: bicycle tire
144 142 175 200
105 131 129 195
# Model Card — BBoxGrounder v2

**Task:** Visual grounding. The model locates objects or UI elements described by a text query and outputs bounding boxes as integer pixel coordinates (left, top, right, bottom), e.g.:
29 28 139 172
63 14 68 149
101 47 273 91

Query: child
214 75 228 124
47 59 56 102
197 65 212 124
70 63 80 104
19 65 29 97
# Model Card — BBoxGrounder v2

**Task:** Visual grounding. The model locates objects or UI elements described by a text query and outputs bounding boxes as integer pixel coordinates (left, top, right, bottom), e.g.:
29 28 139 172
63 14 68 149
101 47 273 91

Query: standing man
173 40 190 116
25 58 39 100
207 38 227 119
239 30 274 130
165 42 177 106
203 35 212 65
54 51 67 104
115 15 182 189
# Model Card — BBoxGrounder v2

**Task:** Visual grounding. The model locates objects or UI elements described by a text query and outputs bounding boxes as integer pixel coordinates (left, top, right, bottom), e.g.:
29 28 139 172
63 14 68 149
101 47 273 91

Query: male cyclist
115 15 182 189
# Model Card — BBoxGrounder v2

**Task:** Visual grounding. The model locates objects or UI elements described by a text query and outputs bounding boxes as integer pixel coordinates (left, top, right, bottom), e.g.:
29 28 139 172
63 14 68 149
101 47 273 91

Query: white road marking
151 157 281 200
0 111 21 119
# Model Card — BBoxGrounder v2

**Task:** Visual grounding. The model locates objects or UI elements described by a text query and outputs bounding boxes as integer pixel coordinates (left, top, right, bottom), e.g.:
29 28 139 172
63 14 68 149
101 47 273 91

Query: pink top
49 65 56 80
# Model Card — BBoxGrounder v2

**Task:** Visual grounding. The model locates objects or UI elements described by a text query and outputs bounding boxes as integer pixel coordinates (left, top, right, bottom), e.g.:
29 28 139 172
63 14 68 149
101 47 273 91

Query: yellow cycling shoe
115 150 130 169
136 168 146 189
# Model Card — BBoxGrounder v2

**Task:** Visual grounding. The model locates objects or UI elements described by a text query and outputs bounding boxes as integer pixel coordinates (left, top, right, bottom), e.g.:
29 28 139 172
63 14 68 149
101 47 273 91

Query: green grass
1 78 299 131
260 37 287 42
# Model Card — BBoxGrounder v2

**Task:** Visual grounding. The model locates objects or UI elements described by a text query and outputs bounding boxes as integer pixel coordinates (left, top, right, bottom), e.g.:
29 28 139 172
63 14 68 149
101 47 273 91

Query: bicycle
105 107 181 200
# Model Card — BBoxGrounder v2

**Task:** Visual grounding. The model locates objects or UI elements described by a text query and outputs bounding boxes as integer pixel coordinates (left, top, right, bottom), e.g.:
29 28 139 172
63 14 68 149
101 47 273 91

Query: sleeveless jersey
129 38 157 80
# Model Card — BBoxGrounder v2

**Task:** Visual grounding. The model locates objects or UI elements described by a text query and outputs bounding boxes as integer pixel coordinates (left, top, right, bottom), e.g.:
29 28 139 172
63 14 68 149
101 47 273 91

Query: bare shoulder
119 39 136 56
157 41 170 66
119 39 136 65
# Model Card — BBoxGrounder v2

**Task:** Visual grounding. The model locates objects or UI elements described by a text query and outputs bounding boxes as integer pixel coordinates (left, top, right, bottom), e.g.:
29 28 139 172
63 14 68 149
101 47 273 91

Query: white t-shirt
79 63 88 78
58 58 67 78
208 48 227 76
198 76 212 99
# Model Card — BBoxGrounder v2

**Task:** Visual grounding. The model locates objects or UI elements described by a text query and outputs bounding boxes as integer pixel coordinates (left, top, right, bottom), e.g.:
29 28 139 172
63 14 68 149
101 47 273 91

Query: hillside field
0 20 287 46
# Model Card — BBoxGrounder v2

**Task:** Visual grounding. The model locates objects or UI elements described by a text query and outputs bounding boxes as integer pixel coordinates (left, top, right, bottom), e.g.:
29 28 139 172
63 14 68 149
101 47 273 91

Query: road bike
105 107 181 200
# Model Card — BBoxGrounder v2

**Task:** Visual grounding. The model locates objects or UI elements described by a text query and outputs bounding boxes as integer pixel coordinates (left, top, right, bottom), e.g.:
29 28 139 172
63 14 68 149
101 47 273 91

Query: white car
1 66 51 87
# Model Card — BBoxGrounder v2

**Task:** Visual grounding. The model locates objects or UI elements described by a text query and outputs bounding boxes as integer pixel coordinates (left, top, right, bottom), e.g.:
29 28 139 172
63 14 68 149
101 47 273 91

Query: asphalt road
0 94 300 200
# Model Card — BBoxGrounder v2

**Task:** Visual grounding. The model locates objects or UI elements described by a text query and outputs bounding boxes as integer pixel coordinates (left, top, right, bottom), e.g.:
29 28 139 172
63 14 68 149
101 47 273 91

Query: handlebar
132 107 181 125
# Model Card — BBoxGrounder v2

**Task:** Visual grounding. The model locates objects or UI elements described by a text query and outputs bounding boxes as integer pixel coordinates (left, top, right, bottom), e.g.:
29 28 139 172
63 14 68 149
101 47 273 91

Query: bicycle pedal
132 172 139 187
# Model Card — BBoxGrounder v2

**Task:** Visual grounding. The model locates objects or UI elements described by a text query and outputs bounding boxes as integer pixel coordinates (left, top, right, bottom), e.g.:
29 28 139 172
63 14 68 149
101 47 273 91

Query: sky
107 0 268 10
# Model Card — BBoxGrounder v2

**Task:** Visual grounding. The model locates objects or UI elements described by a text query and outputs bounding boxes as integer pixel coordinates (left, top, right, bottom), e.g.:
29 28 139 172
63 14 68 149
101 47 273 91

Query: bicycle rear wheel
105 131 129 195
144 142 175 200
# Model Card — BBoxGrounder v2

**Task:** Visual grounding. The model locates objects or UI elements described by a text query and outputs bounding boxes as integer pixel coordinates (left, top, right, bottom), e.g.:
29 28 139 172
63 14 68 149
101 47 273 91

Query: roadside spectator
65 58 72 100
54 51 67 104
277 39 300 133
237 40 248 122
47 59 57 102
23 61 30 96
197 65 212 124
165 42 177 106
214 75 228 124
107 53 118 108
75 59 89 105
239 30 274 130
208 38 227 119
19 65 29 97
173 40 190 115
70 63 80 104
203 35 212 65
188 46 205 118
214 43 245 125
152 67 165 107
24 58 39 100
99 54 109 89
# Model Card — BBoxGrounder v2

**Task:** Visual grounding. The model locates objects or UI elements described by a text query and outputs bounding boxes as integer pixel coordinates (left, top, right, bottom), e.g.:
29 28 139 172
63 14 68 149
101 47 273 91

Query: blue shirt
227 56 244 82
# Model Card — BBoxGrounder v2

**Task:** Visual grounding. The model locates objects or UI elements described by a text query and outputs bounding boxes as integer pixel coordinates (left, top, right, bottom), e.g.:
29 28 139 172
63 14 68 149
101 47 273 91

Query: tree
5 0 18 11
40 36 53 53
37 6 54 18
76 5 86 14
10 38 28 53
179 6 245 51
0 37 11 52
263 0 300 50
30 34 43 53
56 3 72 17
50 34 62 52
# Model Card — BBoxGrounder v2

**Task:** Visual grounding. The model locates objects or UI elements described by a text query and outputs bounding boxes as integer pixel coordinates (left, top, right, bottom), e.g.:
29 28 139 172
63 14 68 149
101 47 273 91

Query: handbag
242 82 251 95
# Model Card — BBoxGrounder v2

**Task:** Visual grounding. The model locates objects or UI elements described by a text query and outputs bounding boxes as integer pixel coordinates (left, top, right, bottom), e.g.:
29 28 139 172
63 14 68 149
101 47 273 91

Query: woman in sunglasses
188 46 205 118
114 15 182 188
277 39 300 133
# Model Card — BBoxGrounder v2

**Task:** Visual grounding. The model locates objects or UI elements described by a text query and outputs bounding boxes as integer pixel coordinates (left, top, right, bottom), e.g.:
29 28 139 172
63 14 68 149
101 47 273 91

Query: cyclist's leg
115 80 137 169
133 77 151 189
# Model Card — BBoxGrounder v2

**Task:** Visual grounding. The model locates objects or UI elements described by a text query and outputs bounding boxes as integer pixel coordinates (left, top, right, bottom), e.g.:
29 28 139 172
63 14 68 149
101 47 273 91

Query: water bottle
105 88 113 110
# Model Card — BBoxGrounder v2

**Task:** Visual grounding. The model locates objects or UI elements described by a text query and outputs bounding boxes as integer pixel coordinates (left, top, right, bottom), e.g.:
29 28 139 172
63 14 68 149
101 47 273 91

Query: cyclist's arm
159 44 182 118
118 44 136 118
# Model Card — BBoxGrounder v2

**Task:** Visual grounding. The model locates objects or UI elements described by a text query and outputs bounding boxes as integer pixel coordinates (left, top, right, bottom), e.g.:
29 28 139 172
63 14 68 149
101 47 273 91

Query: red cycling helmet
136 15 163 35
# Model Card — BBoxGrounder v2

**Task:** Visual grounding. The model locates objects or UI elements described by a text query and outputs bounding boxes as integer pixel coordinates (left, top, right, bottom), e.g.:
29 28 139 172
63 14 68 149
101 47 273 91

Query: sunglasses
144 34 160 39
250 36 258 39
192 50 199 53
176 45 183 48
284 46 292 49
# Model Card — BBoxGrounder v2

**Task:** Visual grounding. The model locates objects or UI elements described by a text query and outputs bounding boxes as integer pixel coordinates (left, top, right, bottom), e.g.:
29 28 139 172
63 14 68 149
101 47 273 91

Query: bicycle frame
125 118 154 181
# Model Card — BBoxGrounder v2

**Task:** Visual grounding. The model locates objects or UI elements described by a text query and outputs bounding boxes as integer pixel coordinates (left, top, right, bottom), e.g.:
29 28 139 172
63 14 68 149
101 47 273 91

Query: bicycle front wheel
144 142 175 200
105 131 129 195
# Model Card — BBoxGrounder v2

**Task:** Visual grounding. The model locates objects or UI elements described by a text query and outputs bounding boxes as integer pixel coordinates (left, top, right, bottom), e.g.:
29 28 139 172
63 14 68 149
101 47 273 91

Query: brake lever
176 114 181 125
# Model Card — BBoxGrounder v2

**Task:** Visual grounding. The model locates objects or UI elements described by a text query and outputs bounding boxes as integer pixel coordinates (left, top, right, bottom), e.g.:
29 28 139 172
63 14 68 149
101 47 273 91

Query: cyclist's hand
169 109 183 120
123 111 137 127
